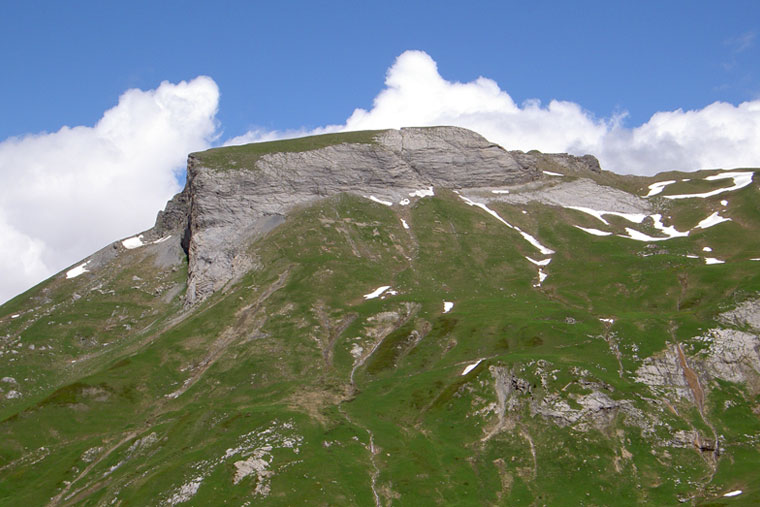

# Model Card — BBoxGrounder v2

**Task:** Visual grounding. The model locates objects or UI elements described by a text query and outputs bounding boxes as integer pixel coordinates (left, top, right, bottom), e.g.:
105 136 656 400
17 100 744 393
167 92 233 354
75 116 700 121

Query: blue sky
1 0 759 303
2 1 758 140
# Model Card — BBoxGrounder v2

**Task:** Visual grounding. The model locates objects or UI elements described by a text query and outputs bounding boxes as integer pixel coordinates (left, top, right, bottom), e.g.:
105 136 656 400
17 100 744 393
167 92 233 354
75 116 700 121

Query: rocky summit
1 127 759 505
163 127 599 305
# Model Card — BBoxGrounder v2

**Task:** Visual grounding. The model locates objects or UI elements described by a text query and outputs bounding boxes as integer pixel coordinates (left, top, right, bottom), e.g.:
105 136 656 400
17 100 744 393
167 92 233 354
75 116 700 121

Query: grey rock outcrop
695 328 760 386
149 126 601 305
719 297 760 331
489 178 652 215
530 390 636 430
634 345 692 400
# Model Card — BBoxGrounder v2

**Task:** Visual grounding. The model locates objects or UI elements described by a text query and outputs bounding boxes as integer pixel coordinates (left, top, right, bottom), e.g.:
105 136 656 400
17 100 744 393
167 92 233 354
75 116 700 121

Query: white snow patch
519 231 555 255
409 187 434 198
705 257 725 265
542 170 563 177
521 210 528 214
153 235 172 244
723 490 742 497
571 210 689 241
122 235 145 249
458 194 513 227
461 359 483 376
751 258 760 261
619 215 689 242
703 246 713 252
368 196 393 206
399 198 410 206
66 261 90 279
363 286 391 299
664 171 754 199
599 318 614 324
400 219 410 230
574 225 612 237
491 189 510 194
620 228 669 242
721 199 728 206
696 212 731 229
10 314 19 319
526 256 552 266
537 269 548 284
686 254 699 259
459 194 554 255
644 180 677 197
443 301 454 313
565 206 648 226
649 214 690 239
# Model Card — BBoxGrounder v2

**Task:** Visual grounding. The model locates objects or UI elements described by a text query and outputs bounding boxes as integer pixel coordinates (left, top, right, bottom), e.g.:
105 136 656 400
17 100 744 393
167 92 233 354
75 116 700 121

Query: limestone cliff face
152 126 601 305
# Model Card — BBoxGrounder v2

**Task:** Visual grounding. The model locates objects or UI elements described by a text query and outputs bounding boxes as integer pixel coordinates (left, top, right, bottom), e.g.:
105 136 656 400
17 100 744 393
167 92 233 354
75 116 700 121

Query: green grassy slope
0 169 759 506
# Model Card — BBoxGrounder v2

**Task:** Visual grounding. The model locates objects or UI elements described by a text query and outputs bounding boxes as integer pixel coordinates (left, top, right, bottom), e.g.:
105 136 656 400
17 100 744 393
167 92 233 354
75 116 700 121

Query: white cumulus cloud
0 76 219 303
233 50 760 175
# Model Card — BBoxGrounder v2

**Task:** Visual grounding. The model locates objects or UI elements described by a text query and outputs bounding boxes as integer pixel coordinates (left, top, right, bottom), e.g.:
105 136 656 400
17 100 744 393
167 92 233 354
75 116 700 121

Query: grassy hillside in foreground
0 170 759 505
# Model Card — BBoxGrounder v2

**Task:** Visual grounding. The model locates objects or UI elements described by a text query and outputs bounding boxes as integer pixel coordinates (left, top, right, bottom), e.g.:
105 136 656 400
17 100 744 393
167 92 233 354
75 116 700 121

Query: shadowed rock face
151 126 601 305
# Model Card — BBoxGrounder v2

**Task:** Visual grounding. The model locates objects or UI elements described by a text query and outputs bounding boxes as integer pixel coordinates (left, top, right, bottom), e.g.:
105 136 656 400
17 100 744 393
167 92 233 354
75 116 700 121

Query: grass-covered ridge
192 129 387 171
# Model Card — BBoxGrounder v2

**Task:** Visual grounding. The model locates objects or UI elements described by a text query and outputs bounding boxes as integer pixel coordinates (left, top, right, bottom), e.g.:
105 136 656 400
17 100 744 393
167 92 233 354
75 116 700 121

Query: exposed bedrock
149 126 601 305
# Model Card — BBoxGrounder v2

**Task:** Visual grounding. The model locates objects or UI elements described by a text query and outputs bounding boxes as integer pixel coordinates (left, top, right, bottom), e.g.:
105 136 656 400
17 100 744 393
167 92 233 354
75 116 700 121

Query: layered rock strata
150 126 601 305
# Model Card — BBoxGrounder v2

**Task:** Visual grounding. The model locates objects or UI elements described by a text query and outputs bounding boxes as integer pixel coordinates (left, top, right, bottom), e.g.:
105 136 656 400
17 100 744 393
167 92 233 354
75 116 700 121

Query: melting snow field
123 234 171 249
644 180 677 197
574 225 612 237
363 286 392 299
365 188 434 206
122 235 145 249
696 212 731 229
570 206 738 242
400 218 410 230
368 196 393 206
663 171 754 199
542 170 563 177
621 226 685 243
458 194 555 255
409 187 434 198
443 301 454 313
66 261 90 279
723 490 742 497
565 206 647 226
705 258 725 265
461 359 483 376
526 257 552 266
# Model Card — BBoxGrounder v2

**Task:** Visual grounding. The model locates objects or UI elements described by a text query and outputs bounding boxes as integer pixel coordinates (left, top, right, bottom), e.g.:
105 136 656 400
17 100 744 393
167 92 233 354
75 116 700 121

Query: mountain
1 126 759 505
